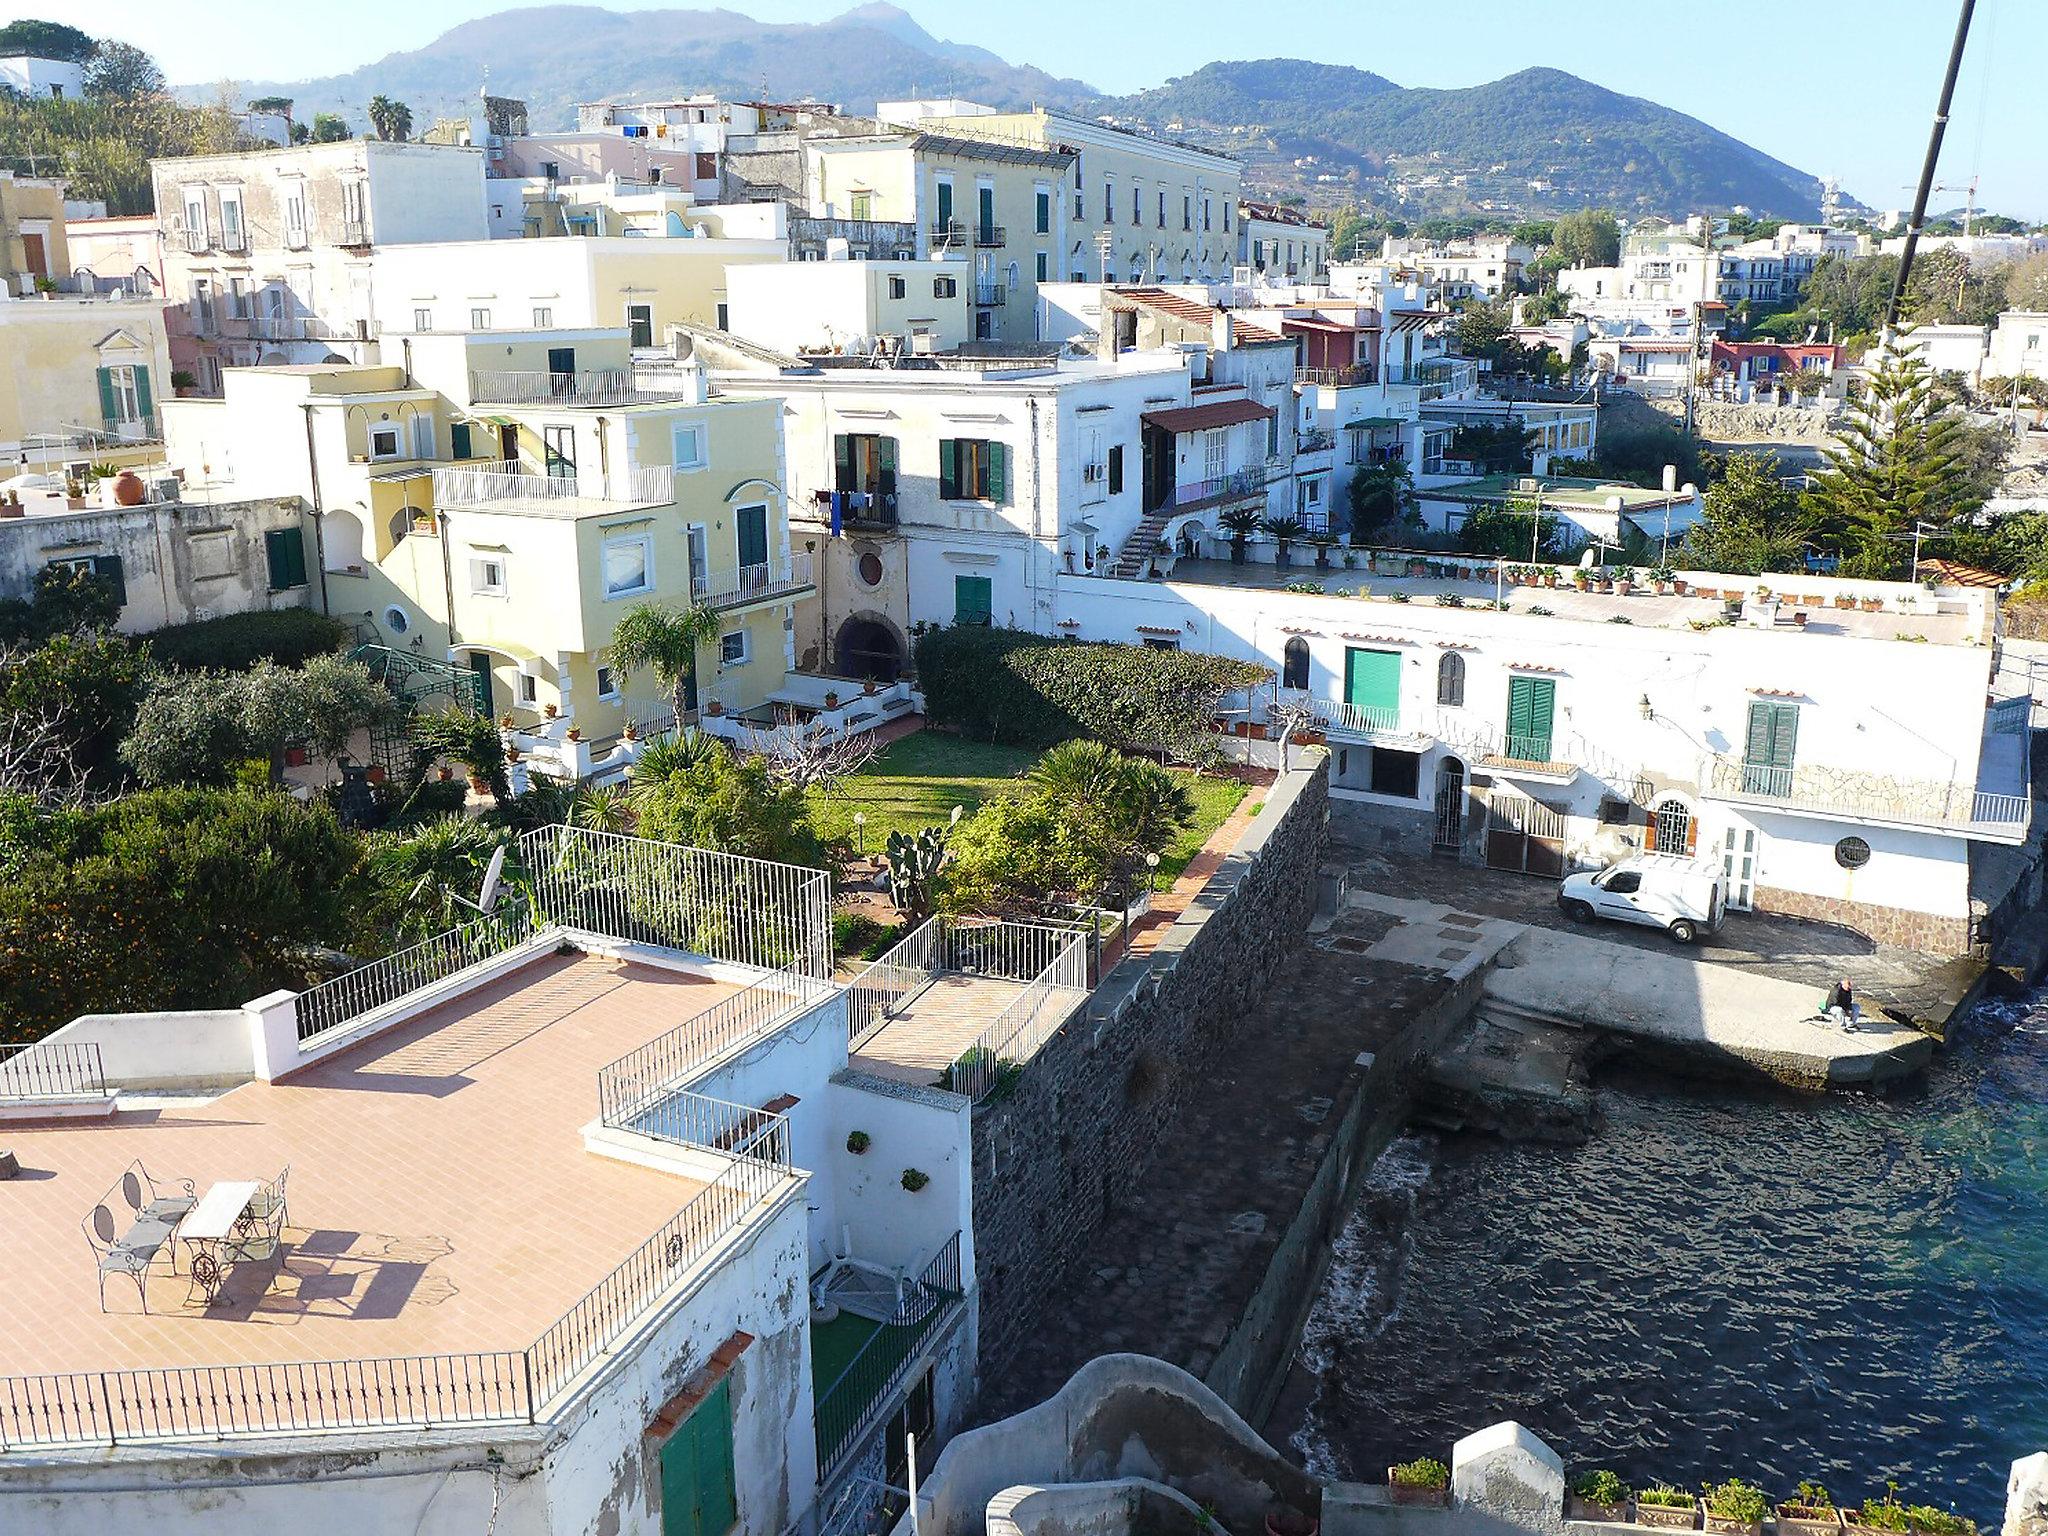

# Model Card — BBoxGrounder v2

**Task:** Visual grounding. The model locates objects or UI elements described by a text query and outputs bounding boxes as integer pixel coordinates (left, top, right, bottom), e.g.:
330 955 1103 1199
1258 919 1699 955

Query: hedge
146 608 351 671
913 626 1269 763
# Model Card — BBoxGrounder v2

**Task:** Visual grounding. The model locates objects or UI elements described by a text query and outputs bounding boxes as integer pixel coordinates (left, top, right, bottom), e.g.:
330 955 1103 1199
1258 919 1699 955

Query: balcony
1386 359 1480 400
1302 697 1435 752
466 370 698 408
974 282 1006 307
1702 753 2031 841
338 220 369 248
1149 465 1274 515
812 488 898 529
432 460 675 510
1295 365 1377 388
1297 428 1336 454
694 551 816 611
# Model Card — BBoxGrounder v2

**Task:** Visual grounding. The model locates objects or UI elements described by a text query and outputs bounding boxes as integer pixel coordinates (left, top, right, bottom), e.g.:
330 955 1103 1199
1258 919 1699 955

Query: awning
1342 415 1404 430
1283 317 1373 334
1141 398 1275 433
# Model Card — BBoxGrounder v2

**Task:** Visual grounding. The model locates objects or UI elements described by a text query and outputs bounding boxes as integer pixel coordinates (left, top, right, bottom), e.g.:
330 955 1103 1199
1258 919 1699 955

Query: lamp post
1145 851 1161 892
852 811 866 856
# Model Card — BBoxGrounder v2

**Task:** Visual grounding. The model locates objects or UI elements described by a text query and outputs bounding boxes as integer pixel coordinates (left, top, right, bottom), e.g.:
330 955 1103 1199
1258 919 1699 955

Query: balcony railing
814 1232 966 1480
431 461 676 509
973 223 1005 247
1386 359 1479 399
1307 699 1407 741
940 926 1089 1103
466 370 697 407
694 551 816 609
973 282 1006 306
339 220 369 247
0 1041 106 1100
814 487 899 529
1703 755 2031 834
1297 428 1336 453
1295 365 1377 388
296 906 537 1043
596 966 830 1128
1153 466 1272 513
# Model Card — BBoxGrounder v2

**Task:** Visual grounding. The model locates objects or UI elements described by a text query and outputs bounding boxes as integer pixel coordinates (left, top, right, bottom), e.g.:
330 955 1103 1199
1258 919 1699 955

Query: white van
1557 854 1727 944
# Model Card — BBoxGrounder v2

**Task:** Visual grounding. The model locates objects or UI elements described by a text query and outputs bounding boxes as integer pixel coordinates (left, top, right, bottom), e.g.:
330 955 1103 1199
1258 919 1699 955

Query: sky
16 0 2047 218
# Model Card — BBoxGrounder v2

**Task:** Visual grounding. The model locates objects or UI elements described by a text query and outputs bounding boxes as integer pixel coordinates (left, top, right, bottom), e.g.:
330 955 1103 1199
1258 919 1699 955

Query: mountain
1100 62 1824 219
214 4 1097 137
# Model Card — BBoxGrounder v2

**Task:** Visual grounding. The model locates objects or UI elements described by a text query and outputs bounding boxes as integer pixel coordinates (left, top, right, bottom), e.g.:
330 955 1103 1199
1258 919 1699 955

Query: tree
1511 219 1556 249
1450 419 1536 475
1454 299 1513 362
1551 208 1620 269
247 94 293 114
600 600 723 724
81 40 165 102
0 632 146 801
0 20 95 60
1348 459 1418 543
1902 247 2004 328
0 562 122 646
366 95 413 142
411 707 508 800
121 655 392 786
310 112 350 143
631 738 827 867
1801 347 1980 578
1456 501 1564 558
2008 252 2048 312
1520 287 1572 323
1678 451 1809 575
362 817 522 943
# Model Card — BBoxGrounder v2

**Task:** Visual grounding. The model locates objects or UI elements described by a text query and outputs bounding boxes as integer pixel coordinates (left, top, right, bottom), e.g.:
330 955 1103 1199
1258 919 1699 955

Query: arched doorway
1433 756 1466 853
834 613 905 682
1282 636 1309 691
1648 796 1696 855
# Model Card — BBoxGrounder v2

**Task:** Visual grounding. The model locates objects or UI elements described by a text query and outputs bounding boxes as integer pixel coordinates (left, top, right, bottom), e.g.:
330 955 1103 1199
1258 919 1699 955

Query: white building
1238 202 1329 283
722 256 974 357
1985 311 2048 383
1889 322 1991 383
1380 234 1529 302
0 50 83 100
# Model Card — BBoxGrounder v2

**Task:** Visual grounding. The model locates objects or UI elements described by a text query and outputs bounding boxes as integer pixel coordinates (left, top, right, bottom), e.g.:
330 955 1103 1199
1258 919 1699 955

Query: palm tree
1027 740 1195 903
366 95 413 143
365 818 521 941
600 601 724 725
627 726 722 784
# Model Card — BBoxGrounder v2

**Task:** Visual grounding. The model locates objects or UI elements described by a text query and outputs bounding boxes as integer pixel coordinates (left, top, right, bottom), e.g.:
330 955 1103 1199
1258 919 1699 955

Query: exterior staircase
1110 505 1176 580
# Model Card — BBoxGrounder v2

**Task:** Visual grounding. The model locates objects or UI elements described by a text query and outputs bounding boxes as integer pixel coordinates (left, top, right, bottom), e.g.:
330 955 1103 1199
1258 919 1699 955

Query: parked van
1557 854 1727 944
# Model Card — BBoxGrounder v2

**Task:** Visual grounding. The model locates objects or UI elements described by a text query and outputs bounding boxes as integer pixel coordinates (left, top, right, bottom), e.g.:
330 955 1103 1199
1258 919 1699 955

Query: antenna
432 843 510 919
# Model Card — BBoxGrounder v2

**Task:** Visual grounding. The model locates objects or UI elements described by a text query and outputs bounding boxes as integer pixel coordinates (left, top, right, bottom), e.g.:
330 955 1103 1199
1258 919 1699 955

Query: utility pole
1883 0 1977 339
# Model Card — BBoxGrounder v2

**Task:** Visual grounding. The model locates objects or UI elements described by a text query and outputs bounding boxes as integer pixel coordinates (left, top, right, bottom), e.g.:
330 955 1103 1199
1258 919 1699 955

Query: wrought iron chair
113 1161 196 1271
230 1166 292 1264
82 1202 166 1314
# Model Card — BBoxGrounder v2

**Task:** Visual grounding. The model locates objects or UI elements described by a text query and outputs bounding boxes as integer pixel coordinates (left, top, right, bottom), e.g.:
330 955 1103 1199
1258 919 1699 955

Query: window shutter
96 367 117 426
1643 817 1658 852
1769 704 1798 770
987 441 1008 504
264 528 307 590
833 433 852 491
1108 444 1123 494
878 436 898 490
450 421 472 459
939 438 959 499
91 555 127 608
133 366 153 423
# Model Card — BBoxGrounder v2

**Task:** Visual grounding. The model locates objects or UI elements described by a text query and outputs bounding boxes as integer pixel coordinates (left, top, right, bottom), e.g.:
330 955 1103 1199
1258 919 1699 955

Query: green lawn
808 733 1039 849
810 730 1247 883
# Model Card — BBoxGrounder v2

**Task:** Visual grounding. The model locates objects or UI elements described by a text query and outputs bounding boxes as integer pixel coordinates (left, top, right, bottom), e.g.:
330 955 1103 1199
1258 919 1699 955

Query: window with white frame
413 306 433 331
105 365 141 424
469 307 492 329
531 305 551 327
719 629 748 666
595 664 618 700
181 188 208 249
1201 427 1228 483
282 185 307 248
218 188 244 250
411 414 434 459
518 672 538 705
672 422 706 471
602 534 653 599
368 423 402 459
469 554 507 595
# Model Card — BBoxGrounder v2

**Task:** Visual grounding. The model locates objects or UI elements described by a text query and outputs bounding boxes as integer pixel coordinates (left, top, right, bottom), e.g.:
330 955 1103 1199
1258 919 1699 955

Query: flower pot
622 723 638 741
1386 1472 1449 1509
468 773 490 795
1802 594 1826 607
1596 580 1614 593
824 692 841 710
1654 582 1670 596
113 470 147 507
283 745 309 768
1834 595 1856 609
1616 580 1634 595
1704 1508 1762 1536
1777 1506 1844 1536
543 703 559 719
707 700 724 717
1568 1499 1630 1525
1634 1503 1700 1532
1860 598 1883 612
1672 578 1689 595
1267 1513 1321 1536
565 727 582 742
437 765 453 781
1543 573 1558 587
365 764 386 785
864 680 879 696
1840 1517 1906 1536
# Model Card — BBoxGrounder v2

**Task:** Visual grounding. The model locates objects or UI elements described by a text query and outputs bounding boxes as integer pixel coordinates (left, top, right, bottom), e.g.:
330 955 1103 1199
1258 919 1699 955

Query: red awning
1141 398 1275 433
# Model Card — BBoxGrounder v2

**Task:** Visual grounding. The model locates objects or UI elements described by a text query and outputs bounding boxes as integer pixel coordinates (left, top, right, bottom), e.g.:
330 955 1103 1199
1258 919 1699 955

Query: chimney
1212 310 1233 351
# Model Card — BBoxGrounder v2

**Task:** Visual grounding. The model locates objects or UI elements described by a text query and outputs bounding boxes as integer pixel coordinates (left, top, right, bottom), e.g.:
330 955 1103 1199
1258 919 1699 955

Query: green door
1342 647 1401 729
1505 676 1555 763
736 503 769 572
954 574 993 627
659 1377 738 1536
1743 700 1799 796
468 652 496 717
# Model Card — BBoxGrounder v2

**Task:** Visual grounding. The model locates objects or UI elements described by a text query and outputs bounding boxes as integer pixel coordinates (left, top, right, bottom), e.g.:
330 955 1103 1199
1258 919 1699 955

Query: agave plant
627 726 722 784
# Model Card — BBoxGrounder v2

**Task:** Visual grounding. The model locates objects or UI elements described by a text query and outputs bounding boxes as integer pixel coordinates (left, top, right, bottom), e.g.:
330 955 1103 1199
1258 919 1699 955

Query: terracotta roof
1111 287 1286 345
1142 398 1276 433
1919 559 2007 589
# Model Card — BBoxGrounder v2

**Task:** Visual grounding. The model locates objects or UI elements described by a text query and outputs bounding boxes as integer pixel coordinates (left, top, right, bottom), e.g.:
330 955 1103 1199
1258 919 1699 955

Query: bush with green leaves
0 630 146 799
1573 1471 1631 1506
122 655 393 786
360 816 523 945
912 626 1266 764
630 734 827 867
1389 1459 1450 1491
1704 1479 1768 1525
0 563 122 646
1637 1486 1696 1511
144 608 350 671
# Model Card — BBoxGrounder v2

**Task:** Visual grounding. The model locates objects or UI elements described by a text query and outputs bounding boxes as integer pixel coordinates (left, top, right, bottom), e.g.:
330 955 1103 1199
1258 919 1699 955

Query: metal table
176 1180 262 1304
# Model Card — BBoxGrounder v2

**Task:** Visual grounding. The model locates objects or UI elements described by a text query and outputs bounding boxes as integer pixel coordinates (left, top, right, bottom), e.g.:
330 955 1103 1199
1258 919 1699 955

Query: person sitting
1823 978 1859 1031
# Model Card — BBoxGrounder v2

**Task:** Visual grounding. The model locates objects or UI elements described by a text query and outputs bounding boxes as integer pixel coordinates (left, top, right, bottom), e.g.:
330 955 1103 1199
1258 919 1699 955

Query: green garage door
660 1378 738 1536
1343 647 1401 730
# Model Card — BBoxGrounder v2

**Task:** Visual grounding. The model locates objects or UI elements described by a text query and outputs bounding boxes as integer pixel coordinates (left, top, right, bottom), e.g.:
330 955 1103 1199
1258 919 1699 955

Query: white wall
40 1009 251 1089
363 142 489 245
827 1076 975 1280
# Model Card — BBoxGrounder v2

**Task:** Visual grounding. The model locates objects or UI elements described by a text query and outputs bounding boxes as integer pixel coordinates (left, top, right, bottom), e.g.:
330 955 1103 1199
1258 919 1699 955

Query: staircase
1109 505 1176 580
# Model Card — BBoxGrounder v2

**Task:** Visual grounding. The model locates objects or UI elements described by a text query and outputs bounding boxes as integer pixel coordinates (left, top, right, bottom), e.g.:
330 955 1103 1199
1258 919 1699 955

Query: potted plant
1312 533 1341 569
1569 1471 1631 1523
621 719 639 742
1543 565 1561 587
171 368 198 397
823 689 841 710
1595 570 1615 593
863 678 879 696
543 702 559 719
1834 590 1858 609
900 1167 929 1192
1703 1479 1769 1536
1342 549 1359 570
1266 1510 1318 1536
1778 1483 1842 1536
1614 564 1637 595
1843 1487 1910 1536
1572 569 1592 591
1904 1507 1975 1536
845 1131 871 1155
1262 515 1308 568
499 712 515 729
1387 1459 1450 1508
1860 594 1884 613
706 697 725 717
565 725 582 742
1636 1485 1700 1531
436 763 454 782
1222 507 1262 564
1650 565 1676 595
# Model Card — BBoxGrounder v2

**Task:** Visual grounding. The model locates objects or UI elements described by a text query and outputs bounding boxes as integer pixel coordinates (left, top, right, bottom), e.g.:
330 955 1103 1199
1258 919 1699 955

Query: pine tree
1800 344 1978 579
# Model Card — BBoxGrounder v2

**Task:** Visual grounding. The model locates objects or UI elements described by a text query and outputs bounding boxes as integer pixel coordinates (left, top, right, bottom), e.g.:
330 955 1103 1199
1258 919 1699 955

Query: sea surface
1279 990 2048 1526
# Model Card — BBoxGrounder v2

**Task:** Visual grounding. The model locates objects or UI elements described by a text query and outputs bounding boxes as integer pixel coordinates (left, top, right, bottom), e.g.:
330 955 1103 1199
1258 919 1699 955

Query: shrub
833 910 900 960
900 1168 929 1192
913 626 1266 764
145 608 351 671
1389 1459 1450 1491
1855 1489 1910 1533
1705 1479 1769 1525
845 1130 870 1155
1574 1471 1631 1506
1904 1509 1974 1536
1639 1487 1696 1511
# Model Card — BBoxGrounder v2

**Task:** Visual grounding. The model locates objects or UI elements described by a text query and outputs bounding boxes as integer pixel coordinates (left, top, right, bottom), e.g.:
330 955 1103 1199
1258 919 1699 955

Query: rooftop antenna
1883 0 1977 340
424 843 509 918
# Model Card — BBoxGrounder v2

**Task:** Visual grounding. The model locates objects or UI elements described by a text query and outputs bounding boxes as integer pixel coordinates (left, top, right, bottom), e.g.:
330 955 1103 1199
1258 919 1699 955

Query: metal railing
1294 365 1376 388
973 282 1006 306
294 906 536 1043
594 967 831 1127
610 1089 791 1162
466 370 697 407
1494 732 1559 766
1307 698 1405 740
695 551 816 609
1703 755 2030 832
431 461 676 508
1158 466 1271 512
1297 428 1336 453
941 926 1089 1103
0 1041 106 1100
973 224 1005 247
814 1232 965 1480
845 917 946 1049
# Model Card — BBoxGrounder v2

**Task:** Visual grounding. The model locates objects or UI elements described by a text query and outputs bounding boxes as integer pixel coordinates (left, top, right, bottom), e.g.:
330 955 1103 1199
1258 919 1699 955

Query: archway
834 613 905 682
1282 636 1309 691
1648 796 1696 855
1433 756 1466 852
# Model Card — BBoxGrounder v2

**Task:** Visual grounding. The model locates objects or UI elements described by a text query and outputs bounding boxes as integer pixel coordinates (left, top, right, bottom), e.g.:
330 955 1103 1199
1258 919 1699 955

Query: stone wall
1753 882 1972 956
969 759 1331 1384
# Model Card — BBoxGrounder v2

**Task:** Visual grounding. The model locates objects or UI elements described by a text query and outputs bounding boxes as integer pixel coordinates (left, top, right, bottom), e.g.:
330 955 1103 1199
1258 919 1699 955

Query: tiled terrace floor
848 975 1089 1090
0 953 737 1376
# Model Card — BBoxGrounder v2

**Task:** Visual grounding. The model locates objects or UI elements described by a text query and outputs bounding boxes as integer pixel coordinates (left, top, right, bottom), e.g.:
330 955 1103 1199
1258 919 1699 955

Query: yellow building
158 329 810 768
0 171 66 296
0 292 171 464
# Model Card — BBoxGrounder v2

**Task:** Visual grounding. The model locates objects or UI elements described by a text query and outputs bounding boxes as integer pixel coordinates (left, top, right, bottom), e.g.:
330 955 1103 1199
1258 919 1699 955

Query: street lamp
852 811 866 855
1145 851 1161 892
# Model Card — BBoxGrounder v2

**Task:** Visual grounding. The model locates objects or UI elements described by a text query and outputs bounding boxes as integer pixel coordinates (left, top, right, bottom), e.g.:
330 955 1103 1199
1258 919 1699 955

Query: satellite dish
1579 549 1598 569
477 844 508 914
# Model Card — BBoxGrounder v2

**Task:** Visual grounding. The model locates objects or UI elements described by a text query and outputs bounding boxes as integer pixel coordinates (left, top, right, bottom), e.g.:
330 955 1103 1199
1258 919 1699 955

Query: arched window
1282 636 1310 691
1650 797 1695 855
1437 651 1466 707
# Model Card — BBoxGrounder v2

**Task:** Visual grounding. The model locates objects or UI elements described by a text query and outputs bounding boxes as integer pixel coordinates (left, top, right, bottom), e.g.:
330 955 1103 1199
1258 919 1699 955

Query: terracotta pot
1672 578 1689 594
1616 580 1634 595
1860 598 1883 612
437 765 453 781
1386 1472 1449 1509
543 703 558 719
112 470 147 507
707 700 724 717
1777 1506 1844 1536
468 774 490 795
1267 1514 1321 1536
1568 1499 1630 1525
1634 1502 1699 1532
863 680 879 696
565 727 582 742
365 764 386 785
1703 1511 1761 1536
1834 595 1856 609
824 692 840 710
283 745 309 768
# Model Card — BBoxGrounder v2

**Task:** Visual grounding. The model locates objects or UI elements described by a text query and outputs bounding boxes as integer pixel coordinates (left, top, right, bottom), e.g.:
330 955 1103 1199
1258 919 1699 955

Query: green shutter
986 441 1008 504
833 433 852 491
1343 648 1401 725
659 1378 736 1536
265 527 307 590
939 438 959 500
878 435 897 490
96 367 117 426
936 181 953 226
133 365 153 423
736 503 769 569
450 421 472 459
1506 676 1554 761
91 555 127 608
955 574 992 626
1742 700 1798 794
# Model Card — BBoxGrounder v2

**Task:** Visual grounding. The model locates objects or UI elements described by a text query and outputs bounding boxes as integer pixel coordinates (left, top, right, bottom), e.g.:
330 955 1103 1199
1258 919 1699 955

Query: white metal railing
1306 697 1406 739
942 926 1089 1102
845 917 946 1048
467 370 695 407
603 1086 792 1164
1703 755 2030 832
431 461 674 508
295 906 537 1043
694 551 815 608
594 965 831 1126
